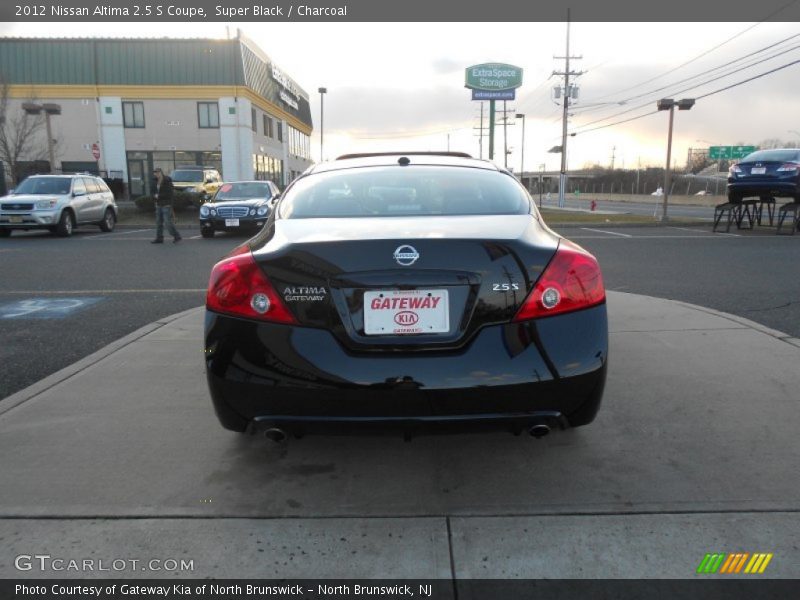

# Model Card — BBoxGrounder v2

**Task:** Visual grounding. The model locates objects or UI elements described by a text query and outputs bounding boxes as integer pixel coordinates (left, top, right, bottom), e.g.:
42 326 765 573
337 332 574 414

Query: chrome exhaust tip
528 424 551 439
264 428 287 443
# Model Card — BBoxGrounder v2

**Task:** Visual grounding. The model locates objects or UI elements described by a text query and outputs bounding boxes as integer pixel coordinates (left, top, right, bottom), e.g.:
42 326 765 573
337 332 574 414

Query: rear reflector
513 240 605 321
206 251 296 323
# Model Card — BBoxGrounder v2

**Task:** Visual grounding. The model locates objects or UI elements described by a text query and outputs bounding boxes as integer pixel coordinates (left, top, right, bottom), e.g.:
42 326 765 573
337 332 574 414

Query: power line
572 32 800 115
571 57 800 137
584 0 798 103
571 44 800 132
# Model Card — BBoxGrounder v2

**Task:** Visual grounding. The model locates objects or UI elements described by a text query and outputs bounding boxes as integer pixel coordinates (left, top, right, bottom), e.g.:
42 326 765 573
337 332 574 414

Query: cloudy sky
3 21 799 172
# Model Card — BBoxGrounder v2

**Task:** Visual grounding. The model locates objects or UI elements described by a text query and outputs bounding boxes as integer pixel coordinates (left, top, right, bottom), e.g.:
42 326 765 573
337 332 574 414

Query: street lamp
22 102 61 173
515 113 525 185
317 87 327 162
656 98 694 221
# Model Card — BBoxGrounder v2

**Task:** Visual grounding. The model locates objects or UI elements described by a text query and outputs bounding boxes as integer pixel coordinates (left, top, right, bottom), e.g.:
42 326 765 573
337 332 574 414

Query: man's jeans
154 205 180 241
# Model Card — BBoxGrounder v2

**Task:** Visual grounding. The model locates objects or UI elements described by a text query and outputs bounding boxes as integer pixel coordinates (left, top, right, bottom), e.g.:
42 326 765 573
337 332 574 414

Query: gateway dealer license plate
225 218 240 227
751 167 766 175
364 289 449 335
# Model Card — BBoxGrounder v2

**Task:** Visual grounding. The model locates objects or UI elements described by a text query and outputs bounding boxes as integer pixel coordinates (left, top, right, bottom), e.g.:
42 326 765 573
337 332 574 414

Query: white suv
0 174 117 237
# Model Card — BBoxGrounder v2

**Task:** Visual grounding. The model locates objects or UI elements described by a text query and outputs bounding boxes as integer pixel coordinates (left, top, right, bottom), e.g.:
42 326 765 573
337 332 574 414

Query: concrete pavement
1 292 799 579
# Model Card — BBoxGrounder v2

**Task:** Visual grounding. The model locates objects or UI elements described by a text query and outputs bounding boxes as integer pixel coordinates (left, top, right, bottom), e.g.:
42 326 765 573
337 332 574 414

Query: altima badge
393 245 419 266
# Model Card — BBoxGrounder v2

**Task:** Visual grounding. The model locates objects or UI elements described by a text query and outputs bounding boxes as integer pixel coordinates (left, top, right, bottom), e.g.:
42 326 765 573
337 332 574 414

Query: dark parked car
727 148 800 202
204 152 608 440
199 180 280 238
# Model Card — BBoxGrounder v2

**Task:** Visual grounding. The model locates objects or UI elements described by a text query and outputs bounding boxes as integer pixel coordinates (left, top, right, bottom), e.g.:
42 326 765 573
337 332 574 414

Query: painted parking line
82 228 153 239
580 228 633 238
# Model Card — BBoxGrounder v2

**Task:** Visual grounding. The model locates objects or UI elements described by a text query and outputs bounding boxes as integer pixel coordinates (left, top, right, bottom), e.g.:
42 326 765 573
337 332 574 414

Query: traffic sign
709 145 757 160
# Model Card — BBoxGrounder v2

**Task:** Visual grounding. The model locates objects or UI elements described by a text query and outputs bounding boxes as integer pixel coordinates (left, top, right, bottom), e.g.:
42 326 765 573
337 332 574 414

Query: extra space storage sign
465 63 523 101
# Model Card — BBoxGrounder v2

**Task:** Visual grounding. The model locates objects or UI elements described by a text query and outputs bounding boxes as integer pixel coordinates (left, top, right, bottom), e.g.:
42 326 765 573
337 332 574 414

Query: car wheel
201 228 215 238
99 208 116 232
0 229 11 238
55 210 75 237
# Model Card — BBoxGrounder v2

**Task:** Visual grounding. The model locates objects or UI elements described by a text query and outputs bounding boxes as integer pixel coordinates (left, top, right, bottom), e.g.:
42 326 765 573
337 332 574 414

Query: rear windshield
171 170 203 182
741 149 800 163
13 177 72 195
280 166 531 218
214 182 270 200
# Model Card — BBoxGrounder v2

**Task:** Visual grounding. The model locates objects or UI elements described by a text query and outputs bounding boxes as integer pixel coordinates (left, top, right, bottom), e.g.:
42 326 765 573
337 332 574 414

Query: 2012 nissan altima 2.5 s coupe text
204 152 608 440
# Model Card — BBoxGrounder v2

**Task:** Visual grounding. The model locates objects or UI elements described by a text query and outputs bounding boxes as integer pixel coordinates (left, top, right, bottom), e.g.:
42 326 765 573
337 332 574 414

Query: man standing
152 168 182 244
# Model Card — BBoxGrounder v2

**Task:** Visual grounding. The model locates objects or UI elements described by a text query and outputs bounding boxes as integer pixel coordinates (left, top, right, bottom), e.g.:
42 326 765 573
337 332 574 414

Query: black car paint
205 209 608 435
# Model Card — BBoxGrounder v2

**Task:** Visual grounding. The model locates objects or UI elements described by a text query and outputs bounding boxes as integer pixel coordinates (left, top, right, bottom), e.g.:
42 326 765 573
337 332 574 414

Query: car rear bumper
204 303 608 434
727 181 799 199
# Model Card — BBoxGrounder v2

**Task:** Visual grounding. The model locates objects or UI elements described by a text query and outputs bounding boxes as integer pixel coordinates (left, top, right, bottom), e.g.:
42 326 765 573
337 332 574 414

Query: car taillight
729 164 743 175
206 251 296 323
776 162 799 172
513 241 605 321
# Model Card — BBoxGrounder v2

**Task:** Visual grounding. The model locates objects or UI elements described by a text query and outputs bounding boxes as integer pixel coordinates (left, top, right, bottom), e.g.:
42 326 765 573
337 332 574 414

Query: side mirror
269 195 280 206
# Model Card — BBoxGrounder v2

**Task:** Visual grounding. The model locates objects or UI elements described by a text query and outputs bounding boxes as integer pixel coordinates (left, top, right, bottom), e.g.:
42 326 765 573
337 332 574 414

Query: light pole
538 163 545 208
22 102 61 173
318 87 327 162
515 113 525 184
657 98 694 222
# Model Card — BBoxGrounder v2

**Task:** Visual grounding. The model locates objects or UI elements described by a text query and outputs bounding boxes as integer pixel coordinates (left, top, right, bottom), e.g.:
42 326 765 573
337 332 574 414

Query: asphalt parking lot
1 223 797 400
0 222 799 583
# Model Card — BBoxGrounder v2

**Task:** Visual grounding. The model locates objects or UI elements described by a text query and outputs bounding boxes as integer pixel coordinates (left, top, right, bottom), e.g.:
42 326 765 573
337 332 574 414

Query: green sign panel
709 145 757 160
465 63 523 92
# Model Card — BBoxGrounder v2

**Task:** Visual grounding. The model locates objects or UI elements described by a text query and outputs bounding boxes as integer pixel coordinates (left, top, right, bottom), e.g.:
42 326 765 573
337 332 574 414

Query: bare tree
0 76 50 185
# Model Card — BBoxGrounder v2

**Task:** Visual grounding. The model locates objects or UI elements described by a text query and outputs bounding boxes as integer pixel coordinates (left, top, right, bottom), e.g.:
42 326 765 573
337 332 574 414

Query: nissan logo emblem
393 245 419 266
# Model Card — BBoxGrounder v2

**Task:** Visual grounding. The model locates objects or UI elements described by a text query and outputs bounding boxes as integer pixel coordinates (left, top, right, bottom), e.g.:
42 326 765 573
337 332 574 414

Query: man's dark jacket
154 176 175 207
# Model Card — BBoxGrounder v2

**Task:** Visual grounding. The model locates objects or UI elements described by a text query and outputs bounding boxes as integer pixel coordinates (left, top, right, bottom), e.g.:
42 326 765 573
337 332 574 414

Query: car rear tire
99 208 116 232
201 228 215 238
55 210 74 237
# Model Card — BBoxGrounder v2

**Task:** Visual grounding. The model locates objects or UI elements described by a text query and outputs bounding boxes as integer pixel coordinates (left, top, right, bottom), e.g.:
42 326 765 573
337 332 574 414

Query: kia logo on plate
394 311 419 326
393 245 419 266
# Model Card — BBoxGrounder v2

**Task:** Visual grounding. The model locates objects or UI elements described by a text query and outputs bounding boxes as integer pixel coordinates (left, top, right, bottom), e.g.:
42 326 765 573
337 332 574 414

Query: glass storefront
252 153 284 187
126 150 223 198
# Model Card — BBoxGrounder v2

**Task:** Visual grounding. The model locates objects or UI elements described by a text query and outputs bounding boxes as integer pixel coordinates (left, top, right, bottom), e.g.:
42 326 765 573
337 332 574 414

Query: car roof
305 152 504 176
28 174 95 178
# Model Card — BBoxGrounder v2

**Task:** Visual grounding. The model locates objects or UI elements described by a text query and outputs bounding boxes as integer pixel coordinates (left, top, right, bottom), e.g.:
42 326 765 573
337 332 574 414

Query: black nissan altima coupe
205 152 608 440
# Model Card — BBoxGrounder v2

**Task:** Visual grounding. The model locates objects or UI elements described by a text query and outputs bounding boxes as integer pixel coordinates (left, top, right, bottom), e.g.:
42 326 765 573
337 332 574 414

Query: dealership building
0 34 313 196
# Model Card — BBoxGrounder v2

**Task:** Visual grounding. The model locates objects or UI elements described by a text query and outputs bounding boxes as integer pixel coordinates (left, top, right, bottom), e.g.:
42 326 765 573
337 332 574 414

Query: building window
277 122 283 142
197 102 219 129
251 108 257 132
122 102 145 128
263 115 273 138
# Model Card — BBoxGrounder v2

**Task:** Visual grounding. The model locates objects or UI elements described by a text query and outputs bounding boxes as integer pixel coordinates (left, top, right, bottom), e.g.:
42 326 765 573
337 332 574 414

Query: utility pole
610 145 616 170
496 103 516 169
553 8 583 209
473 103 490 160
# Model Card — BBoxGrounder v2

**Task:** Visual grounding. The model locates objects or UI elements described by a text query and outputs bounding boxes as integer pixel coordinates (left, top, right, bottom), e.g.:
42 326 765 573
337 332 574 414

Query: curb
669 298 800 349
0 306 204 418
